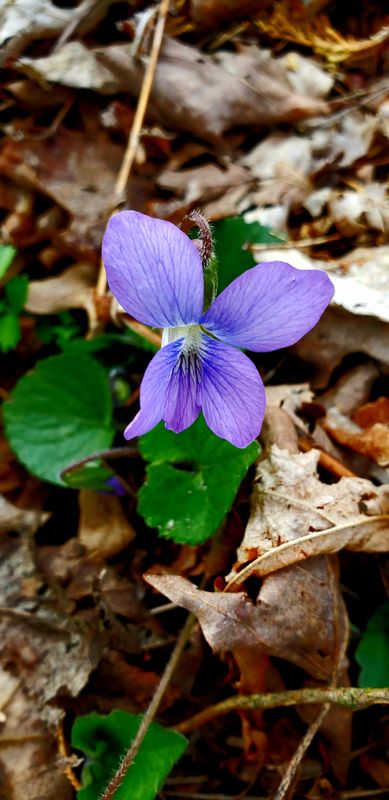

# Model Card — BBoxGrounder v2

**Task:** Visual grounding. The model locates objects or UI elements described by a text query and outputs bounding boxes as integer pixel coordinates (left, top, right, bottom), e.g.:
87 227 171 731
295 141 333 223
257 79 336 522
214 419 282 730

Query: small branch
101 612 196 800
96 0 170 298
175 687 389 734
274 704 330 800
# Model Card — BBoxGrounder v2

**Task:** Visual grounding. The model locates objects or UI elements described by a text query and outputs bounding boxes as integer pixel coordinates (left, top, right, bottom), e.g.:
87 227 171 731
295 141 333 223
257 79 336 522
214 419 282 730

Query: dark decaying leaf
0 538 101 726
96 37 329 143
147 566 347 681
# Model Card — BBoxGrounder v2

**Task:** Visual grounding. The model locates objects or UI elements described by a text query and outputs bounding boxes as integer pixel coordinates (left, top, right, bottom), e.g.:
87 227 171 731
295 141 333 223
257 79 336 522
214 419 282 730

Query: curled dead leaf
227 445 388 585
0 495 49 535
78 490 135 559
0 538 101 727
0 667 72 800
324 408 389 467
26 263 97 321
146 565 347 681
96 38 329 144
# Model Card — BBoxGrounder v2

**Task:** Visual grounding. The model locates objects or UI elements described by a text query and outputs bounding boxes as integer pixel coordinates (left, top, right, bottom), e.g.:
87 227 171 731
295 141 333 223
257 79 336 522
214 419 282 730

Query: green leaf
4 354 114 486
4 274 28 313
71 710 188 800
0 245 17 280
138 416 259 544
0 313 21 352
355 604 389 688
62 461 116 491
213 216 283 292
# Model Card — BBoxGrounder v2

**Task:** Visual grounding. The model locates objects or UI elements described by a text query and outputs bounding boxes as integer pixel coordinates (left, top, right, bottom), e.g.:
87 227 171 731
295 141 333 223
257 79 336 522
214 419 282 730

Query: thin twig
100 612 196 800
175 687 389 734
274 704 330 800
96 0 170 297
273 556 348 800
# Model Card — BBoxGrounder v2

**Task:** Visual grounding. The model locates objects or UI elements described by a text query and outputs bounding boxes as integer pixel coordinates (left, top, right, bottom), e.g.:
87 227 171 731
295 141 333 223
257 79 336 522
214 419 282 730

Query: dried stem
175 686 389 734
272 555 347 800
100 612 196 800
274 703 330 800
96 0 170 297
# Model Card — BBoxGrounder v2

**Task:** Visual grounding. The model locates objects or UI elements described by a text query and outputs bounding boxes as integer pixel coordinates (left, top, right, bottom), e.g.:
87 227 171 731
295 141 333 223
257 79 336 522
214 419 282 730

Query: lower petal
124 342 180 440
164 351 202 433
199 339 266 448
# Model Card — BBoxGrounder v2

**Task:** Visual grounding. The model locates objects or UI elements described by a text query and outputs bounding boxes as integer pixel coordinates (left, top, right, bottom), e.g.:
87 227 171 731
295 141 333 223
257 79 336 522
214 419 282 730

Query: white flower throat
162 324 203 351
162 324 204 379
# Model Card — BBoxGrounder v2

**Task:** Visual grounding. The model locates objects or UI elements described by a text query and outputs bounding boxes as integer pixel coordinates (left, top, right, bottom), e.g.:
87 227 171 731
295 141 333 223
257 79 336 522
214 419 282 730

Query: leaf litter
0 0 388 798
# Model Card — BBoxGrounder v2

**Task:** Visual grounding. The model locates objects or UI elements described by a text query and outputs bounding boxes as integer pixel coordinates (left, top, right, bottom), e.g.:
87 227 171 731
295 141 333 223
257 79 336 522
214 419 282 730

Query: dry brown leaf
324 408 389 467
0 129 124 253
16 41 123 93
26 262 97 318
0 495 49 535
96 37 329 144
0 0 113 58
0 667 72 800
227 445 388 582
78 491 135 558
354 396 389 428
0 538 101 727
244 111 376 175
157 162 252 206
146 565 346 681
295 306 389 383
319 363 379 416
328 183 389 236
189 0 272 28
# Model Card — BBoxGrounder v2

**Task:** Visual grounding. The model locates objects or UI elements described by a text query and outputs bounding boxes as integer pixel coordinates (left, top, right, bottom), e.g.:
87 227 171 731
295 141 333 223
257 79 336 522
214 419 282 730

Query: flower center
161 324 202 350
162 324 204 382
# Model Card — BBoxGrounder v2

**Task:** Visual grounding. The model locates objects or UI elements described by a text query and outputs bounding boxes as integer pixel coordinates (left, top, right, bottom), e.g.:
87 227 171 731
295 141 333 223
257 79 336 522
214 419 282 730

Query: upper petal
199 339 266 448
201 261 334 351
102 211 204 328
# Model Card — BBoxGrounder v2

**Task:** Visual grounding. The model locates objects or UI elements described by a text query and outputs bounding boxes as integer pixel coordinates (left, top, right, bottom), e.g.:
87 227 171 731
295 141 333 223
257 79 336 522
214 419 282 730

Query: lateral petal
102 211 204 328
201 261 334 351
199 339 266 448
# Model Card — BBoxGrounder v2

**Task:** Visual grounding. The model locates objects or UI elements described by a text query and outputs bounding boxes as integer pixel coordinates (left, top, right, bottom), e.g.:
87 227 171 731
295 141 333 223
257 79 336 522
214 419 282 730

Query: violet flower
102 211 334 448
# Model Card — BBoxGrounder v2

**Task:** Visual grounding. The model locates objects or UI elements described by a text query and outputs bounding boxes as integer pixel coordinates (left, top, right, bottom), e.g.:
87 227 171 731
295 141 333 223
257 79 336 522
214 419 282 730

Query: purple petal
164 348 202 434
102 211 204 328
201 262 334 352
199 339 266 448
124 342 180 440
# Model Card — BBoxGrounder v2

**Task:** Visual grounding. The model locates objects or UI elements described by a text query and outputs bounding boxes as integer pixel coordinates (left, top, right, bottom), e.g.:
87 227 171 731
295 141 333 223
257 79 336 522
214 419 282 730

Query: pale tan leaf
227 446 388 585
26 263 96 316
0 495 49 535
78 491 135 559
17 41 123 93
